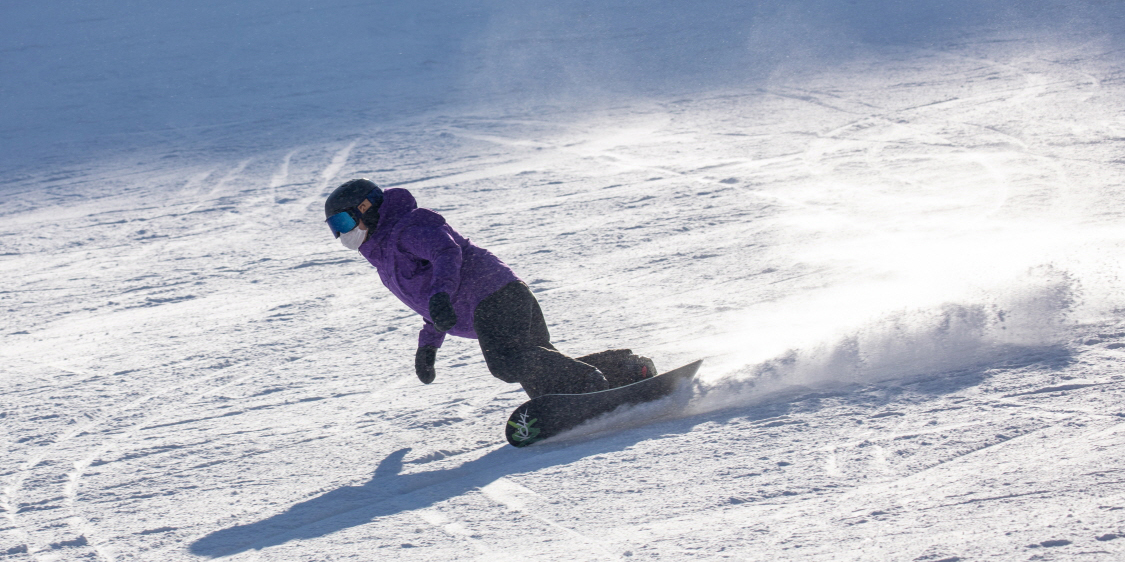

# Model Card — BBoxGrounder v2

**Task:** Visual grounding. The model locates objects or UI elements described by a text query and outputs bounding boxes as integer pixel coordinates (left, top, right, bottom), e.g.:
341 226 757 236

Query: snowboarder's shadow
190 443 572 557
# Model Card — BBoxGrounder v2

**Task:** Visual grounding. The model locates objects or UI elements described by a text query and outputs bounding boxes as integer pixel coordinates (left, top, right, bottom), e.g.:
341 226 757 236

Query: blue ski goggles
326 209 361 238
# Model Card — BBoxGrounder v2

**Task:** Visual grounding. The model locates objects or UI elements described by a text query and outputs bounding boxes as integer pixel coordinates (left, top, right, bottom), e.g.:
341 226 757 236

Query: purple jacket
358 188 520 349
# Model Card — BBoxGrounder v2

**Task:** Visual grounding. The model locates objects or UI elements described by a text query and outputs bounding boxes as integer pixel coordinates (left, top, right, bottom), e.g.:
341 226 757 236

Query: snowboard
505 360 703 447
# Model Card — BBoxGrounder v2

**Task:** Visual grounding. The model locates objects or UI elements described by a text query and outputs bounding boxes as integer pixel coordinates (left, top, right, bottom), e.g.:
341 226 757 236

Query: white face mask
339 227 367 250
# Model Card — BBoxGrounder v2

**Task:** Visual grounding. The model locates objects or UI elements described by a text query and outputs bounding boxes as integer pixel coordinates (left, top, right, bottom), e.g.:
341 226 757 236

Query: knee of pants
482 350 524 384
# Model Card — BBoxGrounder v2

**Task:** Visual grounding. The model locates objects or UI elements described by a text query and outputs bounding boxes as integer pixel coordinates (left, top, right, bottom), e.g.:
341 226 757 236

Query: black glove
415 345 437 384
428 292 458 332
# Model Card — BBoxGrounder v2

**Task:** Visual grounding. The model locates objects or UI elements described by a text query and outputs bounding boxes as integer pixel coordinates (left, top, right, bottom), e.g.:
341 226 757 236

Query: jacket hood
360 188 418 257
373 188 418 235
378 188 417 225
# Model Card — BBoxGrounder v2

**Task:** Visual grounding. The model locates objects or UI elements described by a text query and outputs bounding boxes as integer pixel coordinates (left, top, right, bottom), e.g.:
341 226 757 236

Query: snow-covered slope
3 2 1125 561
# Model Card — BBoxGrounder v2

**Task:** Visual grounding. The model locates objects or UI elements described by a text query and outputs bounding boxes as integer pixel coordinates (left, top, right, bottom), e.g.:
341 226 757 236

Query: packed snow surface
3 2 1125 561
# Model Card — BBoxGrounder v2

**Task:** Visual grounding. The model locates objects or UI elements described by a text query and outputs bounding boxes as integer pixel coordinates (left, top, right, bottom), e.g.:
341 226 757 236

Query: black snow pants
473 281 607 398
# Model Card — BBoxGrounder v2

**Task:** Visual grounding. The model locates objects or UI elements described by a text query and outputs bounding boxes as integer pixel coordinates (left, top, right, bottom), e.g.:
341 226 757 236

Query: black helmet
324 179 384 236
325 178 383 219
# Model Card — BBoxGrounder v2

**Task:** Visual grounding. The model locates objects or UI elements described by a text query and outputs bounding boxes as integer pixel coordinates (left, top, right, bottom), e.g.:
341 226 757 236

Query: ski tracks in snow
479 478 623 560
4 28 1125 562
0 145 400 561
3 353 320 560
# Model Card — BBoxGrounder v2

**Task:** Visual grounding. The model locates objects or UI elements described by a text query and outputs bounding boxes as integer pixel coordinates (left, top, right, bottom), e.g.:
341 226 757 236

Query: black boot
577 349 657 388
582 368 611 393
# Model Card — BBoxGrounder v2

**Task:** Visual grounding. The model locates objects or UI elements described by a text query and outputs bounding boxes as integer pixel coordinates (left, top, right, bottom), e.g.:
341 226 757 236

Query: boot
582 368 611 393
577 349 657 388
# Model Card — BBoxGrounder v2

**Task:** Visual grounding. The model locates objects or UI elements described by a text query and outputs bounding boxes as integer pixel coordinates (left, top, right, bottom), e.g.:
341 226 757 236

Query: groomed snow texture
3 1 1125 561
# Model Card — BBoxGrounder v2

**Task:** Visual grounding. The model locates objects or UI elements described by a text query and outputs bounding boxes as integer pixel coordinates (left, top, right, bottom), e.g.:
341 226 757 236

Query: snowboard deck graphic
505 360 703 447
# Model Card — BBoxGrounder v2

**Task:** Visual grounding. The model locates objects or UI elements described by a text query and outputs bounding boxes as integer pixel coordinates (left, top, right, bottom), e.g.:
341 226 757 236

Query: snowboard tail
505 360 703 447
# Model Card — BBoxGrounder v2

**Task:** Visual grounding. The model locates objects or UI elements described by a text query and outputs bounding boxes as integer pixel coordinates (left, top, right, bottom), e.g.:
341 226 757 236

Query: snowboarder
324 178 656 398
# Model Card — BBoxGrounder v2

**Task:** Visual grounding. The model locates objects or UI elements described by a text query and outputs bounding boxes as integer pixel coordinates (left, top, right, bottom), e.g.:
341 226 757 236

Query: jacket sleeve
398 223 463 298
419 320 447 349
